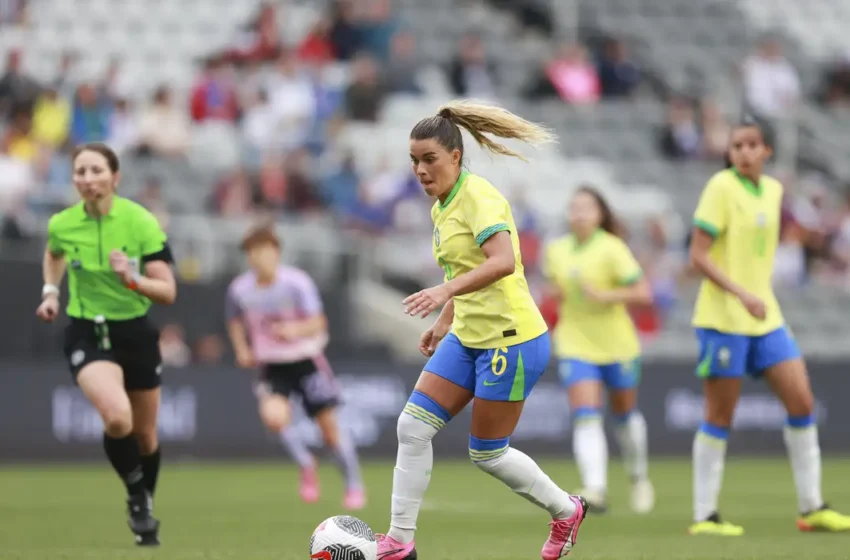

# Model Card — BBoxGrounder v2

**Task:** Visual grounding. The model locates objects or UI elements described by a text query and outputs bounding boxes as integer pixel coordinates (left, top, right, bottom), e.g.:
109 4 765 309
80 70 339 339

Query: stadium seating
3 0 850 360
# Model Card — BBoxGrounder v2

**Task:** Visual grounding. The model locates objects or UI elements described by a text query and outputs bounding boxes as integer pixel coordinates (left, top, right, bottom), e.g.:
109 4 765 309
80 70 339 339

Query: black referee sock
140 448 161 497
103 433 147 497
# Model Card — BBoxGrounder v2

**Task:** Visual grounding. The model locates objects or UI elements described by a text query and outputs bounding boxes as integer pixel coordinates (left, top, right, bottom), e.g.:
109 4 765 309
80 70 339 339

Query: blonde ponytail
436 99 557 161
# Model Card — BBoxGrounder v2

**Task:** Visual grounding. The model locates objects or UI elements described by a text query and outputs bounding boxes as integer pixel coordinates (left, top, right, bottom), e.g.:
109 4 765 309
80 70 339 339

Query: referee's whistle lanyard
94 315 112 351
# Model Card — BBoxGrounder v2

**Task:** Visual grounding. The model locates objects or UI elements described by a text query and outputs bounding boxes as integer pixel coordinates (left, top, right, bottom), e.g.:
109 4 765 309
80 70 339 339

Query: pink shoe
343 488 367 510
375 534 417 560
299 467 320 503
541 496 589 560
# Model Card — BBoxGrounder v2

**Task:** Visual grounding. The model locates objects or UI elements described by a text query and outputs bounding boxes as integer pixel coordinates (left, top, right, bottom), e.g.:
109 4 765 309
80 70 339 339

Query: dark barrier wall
0 259 362 359
0 360 845 462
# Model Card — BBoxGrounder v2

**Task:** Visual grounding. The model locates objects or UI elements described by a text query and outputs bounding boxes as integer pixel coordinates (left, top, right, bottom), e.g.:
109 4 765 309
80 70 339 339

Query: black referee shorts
256 359 340 417
63 316 162 391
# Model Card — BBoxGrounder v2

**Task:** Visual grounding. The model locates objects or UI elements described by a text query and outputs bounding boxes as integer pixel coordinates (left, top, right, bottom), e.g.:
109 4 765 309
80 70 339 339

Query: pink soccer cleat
541 496 589 560
375 534 417 560
343 488 367 510
299 467 320 503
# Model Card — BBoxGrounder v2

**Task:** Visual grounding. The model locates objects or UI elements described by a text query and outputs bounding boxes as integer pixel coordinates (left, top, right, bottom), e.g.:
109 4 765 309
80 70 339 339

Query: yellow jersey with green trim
543 230 642 363
692 168 784 335
431 171 547 349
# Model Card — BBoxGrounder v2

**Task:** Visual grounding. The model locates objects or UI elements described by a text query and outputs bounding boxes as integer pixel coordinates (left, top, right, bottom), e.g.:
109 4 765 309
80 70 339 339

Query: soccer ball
309 515 377 560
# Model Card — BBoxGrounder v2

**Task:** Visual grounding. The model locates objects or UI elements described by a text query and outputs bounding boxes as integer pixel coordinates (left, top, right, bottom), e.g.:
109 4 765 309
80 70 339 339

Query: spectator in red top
190 57 240 123
230 2 281 63
299 17 335 66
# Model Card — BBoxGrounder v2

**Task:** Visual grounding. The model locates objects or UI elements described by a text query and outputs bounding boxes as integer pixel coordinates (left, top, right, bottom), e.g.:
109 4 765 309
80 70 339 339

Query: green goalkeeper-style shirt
47 196 172 321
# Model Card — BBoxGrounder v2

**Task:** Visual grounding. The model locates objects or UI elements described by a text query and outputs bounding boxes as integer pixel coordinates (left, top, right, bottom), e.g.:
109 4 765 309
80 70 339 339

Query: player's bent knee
397 390 450 445
788 394 814 418
260 397 291 432
102 405 133 437
396 409 438 446
469 434 510 471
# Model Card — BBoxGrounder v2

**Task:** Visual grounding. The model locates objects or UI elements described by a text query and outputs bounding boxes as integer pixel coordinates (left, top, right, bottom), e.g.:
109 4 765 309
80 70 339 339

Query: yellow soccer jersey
431 171 547 349
543 230 642 363
692 168 785 335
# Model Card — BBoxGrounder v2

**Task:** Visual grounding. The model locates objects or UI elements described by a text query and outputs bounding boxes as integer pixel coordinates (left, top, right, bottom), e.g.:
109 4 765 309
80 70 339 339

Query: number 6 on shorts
475 334 551 402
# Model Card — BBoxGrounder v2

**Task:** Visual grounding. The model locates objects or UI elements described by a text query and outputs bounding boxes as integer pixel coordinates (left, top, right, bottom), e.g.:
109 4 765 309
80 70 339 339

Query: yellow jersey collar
731 167 762 197
438 170 469 211
571 228 602 250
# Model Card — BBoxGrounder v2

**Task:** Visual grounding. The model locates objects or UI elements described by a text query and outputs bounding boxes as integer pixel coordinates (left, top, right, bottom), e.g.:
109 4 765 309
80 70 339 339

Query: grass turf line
0 458 849 559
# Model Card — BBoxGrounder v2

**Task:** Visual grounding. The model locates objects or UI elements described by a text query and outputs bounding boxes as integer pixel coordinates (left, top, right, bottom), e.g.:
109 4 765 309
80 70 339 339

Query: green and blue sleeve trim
693 219 719 238
476 223 510 246
618 271 643 286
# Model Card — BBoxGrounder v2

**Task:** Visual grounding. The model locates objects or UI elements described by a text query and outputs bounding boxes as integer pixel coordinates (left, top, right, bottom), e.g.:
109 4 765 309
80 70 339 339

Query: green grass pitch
1 457 849 559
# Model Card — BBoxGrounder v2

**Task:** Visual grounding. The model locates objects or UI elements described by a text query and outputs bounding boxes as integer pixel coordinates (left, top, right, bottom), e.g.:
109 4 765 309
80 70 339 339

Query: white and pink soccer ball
310 515 377 560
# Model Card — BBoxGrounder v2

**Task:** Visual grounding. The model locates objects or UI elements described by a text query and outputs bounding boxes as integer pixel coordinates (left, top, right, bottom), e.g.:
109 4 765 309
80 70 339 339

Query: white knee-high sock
572 409 608 494
615 410 649 481
693 422 728 522
330 429 363 491
471 436 577 519
784 415 823 514
387 394 447 544
279 427 315 469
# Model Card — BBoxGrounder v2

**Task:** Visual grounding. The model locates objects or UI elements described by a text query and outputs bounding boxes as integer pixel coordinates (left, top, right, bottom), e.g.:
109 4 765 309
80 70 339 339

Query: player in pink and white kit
225 226 365 510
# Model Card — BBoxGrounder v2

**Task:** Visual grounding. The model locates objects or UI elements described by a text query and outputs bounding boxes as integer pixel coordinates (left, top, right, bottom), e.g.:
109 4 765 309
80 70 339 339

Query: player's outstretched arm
689 228 765 319
37 246 67 322
582 276 653 306
445 230 515 297
108 249 176 305
42 245 67 290
272 314 328 341
403 232 514 318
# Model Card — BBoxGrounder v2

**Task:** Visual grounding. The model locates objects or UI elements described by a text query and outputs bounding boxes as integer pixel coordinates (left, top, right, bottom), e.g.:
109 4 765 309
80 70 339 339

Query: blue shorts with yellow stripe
424 332 550 401
695 326 800 378
557 358 641 390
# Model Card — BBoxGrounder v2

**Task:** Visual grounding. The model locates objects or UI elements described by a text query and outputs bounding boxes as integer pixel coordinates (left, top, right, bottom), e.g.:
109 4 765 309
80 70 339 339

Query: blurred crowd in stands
4 0 850 357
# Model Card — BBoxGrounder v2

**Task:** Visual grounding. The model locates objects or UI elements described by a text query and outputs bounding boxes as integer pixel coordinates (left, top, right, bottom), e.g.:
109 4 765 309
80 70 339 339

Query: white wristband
42 284 60 299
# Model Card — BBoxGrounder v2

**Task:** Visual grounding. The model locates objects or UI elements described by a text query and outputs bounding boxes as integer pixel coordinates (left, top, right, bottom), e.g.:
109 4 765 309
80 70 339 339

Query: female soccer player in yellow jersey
688 120 850 536
376 101 588 560
543 186 655 515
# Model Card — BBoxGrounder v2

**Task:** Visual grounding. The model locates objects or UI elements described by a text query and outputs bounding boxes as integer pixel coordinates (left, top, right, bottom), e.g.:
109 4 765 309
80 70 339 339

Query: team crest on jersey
434 227 441 247
756 212 766 226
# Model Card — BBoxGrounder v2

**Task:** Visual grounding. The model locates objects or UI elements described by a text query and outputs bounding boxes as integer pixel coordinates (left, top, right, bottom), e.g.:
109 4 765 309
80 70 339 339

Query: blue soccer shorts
556 358 641 390
695 326 801 379
424 332 551 401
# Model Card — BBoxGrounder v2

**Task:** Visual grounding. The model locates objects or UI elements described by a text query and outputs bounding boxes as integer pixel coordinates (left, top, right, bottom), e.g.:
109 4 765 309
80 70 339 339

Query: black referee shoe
127 492 160 546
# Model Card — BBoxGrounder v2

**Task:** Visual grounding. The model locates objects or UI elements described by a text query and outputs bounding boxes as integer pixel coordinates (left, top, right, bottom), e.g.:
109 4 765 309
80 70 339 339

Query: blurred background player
377 100 588 560
688 120 850 535
225 225 365 510
543 186 655 515
36 143 176 546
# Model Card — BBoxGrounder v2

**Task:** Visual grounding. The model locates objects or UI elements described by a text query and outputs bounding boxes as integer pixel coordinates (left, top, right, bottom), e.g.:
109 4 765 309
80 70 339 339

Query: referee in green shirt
36 143 177 547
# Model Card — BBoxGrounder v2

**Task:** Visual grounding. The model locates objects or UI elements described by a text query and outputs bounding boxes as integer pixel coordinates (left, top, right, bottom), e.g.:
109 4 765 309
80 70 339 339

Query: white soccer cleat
630 479 655 514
